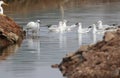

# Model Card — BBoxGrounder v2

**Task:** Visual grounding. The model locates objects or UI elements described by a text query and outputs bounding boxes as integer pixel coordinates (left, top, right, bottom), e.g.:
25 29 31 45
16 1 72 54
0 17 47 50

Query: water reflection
92 33 97 44
25 37 40 58
0 44 19 60
59 33 67 48
78 33 82 46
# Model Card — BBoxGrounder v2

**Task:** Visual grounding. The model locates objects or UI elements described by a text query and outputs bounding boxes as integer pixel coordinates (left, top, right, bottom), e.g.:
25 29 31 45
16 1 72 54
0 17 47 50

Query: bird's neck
93 26 96 31
0 6 3 14
78 25 82 31
98 22 103 29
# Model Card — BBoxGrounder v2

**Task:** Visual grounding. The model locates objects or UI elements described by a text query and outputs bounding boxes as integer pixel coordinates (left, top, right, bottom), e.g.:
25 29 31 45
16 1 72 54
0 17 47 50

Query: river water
0 1 120 78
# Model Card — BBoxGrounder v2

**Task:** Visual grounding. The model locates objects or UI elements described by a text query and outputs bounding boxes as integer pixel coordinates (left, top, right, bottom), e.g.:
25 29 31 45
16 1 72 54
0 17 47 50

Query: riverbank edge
0 14 24 50
53 29 120 78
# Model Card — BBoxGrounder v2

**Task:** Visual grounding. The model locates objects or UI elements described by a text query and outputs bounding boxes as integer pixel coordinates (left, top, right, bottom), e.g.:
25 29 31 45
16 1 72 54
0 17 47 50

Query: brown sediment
54 29 120 78
0 14 24 49
0 44 19 60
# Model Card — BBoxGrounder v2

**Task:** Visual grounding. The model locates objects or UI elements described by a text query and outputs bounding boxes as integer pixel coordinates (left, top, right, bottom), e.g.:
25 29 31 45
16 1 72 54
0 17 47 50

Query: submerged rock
55 29 120 78
0 14 24 49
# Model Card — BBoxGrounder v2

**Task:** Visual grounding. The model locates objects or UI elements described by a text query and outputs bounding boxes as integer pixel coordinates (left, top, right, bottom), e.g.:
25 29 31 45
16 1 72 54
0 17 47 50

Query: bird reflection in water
78 33 82 46
59 33 67 48
92 33 97 44
25 37 40 59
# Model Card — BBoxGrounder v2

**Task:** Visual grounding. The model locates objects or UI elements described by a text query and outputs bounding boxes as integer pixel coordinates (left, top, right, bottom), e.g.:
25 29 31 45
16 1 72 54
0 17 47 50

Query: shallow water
0 2 120 78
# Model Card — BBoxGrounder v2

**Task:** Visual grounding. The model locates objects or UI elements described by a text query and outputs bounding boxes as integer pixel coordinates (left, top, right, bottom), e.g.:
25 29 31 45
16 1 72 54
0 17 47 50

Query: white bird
48 19 77 32
48 20 68 33
97 20 116 30
92 24 105 34
77 23 92 34
62 19 67 29
26 20 41 36
0 1 8 15
48 21 63 32
92 24 97 34
58 19 68 32
66 24 77 31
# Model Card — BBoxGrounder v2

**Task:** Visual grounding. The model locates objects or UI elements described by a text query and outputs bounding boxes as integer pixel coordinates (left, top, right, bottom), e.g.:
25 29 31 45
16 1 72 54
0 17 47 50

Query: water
0 2 120 78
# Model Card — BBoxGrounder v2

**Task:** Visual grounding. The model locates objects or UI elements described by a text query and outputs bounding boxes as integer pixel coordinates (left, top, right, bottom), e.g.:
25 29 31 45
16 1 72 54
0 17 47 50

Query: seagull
0 1 8 15
97 20 116 30
26 20 41 36
77 22 92 34
48 19 69 33
62 19 67 30
48 21 63 32
92 24 97 34
92 24 105 34
66 22 77 31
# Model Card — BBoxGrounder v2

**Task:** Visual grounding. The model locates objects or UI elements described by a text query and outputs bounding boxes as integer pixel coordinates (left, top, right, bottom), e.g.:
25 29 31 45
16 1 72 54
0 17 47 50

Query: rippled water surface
0 2 120 78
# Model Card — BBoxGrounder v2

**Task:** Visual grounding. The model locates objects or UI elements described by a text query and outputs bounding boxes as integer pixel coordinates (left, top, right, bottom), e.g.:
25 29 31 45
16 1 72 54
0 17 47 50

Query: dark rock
51 64 59 68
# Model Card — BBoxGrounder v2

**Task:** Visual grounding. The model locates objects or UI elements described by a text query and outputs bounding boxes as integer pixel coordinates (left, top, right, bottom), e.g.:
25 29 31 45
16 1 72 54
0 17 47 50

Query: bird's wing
26 22 35 28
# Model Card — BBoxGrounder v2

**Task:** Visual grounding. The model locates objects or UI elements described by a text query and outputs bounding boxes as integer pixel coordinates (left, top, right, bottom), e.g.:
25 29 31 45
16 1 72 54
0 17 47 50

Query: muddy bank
53 29 120 78
0 14 24 49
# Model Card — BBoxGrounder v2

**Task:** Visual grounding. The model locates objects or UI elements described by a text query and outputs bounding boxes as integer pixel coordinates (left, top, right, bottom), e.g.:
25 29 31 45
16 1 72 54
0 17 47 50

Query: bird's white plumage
48 21 63 32
97 20 116 30
77 23 91 33
48 20 69 33
0 1 6 14
92 24 105 34
26 20 40 36
92 24 97 34
27 20 40 29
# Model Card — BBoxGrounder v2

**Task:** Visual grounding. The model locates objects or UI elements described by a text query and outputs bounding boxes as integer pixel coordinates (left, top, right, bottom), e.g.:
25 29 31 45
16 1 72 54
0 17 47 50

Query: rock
103 32 115 42
54 29 120 78
79 45 89 52
0 14 24 48
8 32 19 43
51 64 59 68
66 52 75 57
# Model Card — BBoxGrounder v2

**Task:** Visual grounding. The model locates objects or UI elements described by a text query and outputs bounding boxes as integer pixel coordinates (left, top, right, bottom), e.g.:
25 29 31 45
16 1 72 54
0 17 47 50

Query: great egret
26 20 41 36
0 1 8 15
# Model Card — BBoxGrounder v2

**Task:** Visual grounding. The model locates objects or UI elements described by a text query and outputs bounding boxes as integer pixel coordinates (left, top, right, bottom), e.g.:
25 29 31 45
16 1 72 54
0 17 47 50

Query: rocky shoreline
0 14 24 50
52 29 120 78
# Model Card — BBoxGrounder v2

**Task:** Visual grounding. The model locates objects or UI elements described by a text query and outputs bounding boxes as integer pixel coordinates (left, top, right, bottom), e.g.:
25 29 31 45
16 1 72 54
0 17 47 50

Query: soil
53 29 120 78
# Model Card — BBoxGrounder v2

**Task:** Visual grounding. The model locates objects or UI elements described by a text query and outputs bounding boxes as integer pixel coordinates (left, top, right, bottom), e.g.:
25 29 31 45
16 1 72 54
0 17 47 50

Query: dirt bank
53 29 120 78
0 14 24 49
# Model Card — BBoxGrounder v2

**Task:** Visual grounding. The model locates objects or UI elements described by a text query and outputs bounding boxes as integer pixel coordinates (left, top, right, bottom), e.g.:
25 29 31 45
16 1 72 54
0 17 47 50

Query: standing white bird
26 20 41 36
0 1 8 15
